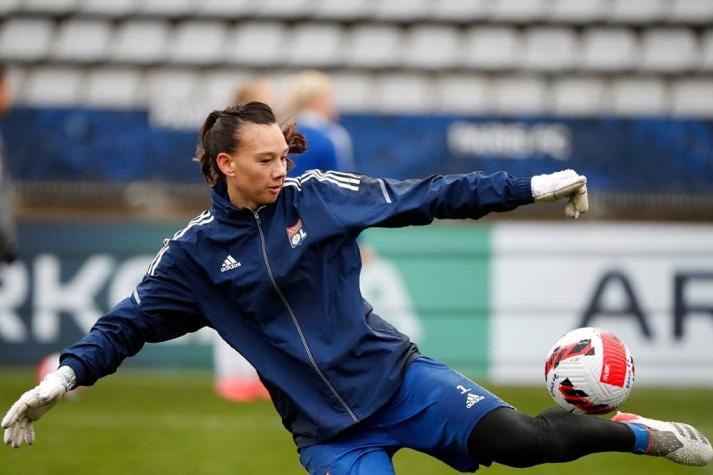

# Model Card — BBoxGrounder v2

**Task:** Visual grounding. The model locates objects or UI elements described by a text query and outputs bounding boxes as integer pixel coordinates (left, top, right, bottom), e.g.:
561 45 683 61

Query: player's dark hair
195 101 306 186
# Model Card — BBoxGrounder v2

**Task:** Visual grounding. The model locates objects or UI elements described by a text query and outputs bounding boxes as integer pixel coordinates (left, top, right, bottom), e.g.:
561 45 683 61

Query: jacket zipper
253 210 358 423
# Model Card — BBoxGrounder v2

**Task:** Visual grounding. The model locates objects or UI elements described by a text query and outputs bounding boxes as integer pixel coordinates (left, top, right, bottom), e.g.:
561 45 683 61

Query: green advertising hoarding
0 220 494 377
4 220 713 386
362 226 491 376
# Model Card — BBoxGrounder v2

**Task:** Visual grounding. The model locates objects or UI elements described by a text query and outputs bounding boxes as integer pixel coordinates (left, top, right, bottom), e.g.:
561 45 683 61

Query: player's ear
216 152 236 178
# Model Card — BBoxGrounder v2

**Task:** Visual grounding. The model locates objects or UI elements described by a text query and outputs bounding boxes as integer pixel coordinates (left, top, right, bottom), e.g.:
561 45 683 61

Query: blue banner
2 107 199 183
3 106 713 194
344 114 713 194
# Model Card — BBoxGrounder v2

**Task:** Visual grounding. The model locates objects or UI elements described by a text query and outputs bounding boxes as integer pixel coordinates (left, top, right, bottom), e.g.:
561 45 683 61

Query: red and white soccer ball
544 327 635 415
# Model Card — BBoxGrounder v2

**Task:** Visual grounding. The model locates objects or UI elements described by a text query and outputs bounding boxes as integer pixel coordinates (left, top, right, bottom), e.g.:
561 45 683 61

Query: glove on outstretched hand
531 169 589 219
2 366 76 448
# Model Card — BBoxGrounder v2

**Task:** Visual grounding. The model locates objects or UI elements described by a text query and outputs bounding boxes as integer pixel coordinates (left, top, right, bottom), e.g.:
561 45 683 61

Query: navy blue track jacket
60 170 533 448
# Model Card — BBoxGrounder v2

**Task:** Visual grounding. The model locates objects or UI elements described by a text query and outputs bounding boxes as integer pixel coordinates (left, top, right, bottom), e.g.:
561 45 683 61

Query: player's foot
612 412 713 466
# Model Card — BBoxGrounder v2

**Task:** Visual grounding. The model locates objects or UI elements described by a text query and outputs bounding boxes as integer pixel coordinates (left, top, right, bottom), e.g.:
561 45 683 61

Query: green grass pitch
1 368 712 475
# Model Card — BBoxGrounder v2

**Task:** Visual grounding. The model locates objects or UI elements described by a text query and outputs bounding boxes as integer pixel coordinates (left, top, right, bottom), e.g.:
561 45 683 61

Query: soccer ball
544 327 634 415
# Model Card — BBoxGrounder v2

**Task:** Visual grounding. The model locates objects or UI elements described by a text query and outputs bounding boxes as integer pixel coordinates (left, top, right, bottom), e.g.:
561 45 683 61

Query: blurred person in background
0 64 17 266
285 69 355 175
213 76 277 403
284 69 425 342
232 76 277 112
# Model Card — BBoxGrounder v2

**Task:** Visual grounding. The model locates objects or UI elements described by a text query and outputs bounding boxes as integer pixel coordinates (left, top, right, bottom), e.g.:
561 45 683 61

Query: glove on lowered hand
2 365 76 448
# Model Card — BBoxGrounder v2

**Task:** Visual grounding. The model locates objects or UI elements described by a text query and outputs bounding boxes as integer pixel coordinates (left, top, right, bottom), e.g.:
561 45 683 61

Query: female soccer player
3 102 711 473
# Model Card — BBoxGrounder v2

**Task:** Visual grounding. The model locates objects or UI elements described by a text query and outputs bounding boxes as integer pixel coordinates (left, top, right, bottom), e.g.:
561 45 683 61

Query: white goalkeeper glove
2 365 76 448
531 169 589 219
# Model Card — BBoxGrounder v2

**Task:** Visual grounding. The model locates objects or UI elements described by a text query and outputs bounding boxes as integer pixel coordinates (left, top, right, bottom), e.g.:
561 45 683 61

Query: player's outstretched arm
2 366 76 448
531 169 589 219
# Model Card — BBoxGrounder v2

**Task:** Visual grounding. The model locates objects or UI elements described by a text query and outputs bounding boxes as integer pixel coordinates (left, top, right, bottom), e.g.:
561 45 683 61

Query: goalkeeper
4 102 711 474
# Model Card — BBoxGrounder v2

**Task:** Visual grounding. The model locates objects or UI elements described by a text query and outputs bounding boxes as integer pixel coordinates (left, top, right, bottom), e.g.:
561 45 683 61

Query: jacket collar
210 181 273 222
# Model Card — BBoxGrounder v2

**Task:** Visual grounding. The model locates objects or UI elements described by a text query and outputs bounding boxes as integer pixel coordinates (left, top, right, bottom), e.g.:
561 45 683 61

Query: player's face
223 122 288 211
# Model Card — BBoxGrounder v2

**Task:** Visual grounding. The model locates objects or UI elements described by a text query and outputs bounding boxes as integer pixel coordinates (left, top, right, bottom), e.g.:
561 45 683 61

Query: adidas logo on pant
457 384 485 409
221 255 241 273
466 393 484 408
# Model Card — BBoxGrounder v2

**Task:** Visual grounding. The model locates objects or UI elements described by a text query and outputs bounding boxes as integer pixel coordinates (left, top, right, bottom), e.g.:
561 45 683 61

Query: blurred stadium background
1 0 712 473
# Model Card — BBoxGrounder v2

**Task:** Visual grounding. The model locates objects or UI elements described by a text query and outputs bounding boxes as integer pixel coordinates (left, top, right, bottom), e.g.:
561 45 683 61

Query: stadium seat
314 0 371 19
403 26 462 70
168 21 227 65
331 72 377 112
551 77 608 115
79 0 138 16
347 25 404 69
267 70 294 103
671 79 713 116
372 0 434 21
52 19 111 63
137 0 196 17
640 29 699 72
608 0 667 23
491 76 548 114
22 67 83 105
145 69 197 103
522 27 578 71
376 74 433 113
84 68 142 107
669 0 713 24
24 0 79 14
549 0 606 22
435 74 492 114
580 28 640 71
432 0 488 22
196 69 252 109
256 0 309 19
0 18 54 62
110 21 170 64
224 22 286 66
702 30 713 71
0 0 21 15
194 0 255 17
610 77 668 115
489 0 547 22
287 24 345 67
463 27 521 70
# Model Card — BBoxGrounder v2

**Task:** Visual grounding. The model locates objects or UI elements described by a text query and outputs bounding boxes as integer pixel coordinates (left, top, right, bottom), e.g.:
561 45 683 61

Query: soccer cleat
612 412 713 466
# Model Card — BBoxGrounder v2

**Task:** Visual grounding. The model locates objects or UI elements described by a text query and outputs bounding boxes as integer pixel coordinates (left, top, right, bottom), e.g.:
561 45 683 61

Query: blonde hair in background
284 69 334 119
231 76 277 109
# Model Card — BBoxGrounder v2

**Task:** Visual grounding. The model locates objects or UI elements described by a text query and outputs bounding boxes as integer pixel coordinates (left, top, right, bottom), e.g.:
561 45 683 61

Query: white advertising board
490 222 713 386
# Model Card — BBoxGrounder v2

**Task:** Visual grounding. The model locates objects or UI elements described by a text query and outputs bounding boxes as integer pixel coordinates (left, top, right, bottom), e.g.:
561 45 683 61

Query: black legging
468 407 635 468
